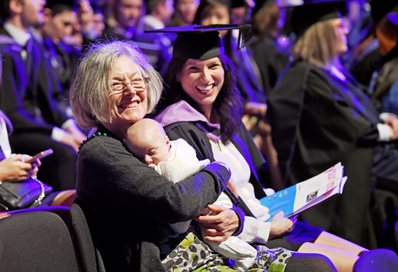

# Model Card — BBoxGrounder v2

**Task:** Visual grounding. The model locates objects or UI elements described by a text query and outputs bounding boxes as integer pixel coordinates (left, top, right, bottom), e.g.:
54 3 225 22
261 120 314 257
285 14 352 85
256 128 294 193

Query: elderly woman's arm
77 135 230 223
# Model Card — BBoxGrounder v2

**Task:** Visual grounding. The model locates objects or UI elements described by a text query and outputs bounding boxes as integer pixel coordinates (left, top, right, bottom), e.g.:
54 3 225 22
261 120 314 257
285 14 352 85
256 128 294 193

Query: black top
267 60 377 246
76 126 230 271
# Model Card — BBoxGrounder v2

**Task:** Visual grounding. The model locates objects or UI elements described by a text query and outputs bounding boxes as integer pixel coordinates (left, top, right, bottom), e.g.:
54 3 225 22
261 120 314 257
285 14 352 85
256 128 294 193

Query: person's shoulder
79 134 126 156
282 61 326 82
165 120 198 131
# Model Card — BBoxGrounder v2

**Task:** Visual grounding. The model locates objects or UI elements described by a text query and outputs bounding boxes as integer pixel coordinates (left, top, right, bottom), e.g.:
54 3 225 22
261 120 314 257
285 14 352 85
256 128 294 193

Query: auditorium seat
0 203 105 272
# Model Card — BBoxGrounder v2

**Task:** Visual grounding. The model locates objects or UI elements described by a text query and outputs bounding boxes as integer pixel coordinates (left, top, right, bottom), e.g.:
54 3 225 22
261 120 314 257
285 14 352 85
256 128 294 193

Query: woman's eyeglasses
111 77 148 93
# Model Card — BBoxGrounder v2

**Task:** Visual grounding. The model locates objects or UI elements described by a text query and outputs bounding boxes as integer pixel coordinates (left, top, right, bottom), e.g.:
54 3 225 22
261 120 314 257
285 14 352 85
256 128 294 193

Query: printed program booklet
260 162 347 221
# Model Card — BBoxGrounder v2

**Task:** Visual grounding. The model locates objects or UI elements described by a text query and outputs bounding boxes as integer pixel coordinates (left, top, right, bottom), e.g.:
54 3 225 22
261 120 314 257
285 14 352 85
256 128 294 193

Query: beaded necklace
79 131 108 151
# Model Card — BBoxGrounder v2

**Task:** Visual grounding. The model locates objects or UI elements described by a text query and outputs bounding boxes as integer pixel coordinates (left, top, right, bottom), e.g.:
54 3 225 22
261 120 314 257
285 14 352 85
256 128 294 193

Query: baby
125 118 258 271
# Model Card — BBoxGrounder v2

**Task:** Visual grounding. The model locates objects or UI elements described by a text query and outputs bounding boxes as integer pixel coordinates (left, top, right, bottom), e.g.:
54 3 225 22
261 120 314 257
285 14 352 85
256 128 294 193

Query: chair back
0 211 80 272
0 204 106 272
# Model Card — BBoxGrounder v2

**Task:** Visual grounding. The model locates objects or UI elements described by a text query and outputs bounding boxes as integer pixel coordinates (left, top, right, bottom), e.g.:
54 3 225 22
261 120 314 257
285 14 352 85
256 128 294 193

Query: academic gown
0 26 68 133
248 36 290 94
0 26 77 190
267 60 379 247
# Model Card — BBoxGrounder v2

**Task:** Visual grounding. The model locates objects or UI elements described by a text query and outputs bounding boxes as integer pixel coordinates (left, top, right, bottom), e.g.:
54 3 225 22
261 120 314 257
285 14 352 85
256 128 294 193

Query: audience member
249 0 290 94
40 0 81 116
144 0 175 30
267 0 398 250
69 40 239 271
0 0 85 190
142 0 174 74
230 0 256 25
125 118 261 271
368 1 398 115
169 0 200 26
102 0 170 74
152 24 390 272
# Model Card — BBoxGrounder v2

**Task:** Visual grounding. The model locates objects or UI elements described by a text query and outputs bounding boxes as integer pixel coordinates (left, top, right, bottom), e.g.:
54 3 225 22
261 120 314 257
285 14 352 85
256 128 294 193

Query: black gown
0 26 77 190
267 60 383 247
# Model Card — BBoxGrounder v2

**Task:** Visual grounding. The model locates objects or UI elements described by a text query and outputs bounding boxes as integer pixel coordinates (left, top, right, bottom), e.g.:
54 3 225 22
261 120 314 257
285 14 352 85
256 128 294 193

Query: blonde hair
293 20 338 66
70 40 163 129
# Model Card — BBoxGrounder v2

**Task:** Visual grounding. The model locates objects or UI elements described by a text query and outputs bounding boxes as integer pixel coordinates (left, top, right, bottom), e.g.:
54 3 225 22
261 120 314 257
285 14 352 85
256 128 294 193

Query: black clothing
158 105 323 250
101 25 171 75
43 38 80 114
248 36 290 94
76 126 230 272
165 121 268 199
0 26 77 189
267 60 398 247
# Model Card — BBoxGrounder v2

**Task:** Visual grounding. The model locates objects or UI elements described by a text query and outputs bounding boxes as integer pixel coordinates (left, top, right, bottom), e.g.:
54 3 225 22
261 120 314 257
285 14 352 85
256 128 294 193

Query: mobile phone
26 148 54 163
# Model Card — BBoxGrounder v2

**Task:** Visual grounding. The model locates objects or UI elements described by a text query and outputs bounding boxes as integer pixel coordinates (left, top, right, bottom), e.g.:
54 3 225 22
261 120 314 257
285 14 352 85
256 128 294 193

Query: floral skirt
162 232 293 272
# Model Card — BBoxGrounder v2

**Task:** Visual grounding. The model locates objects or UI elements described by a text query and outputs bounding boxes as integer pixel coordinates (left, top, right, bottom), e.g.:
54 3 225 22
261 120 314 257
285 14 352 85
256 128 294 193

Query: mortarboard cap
370 0 398 26
231 0 249 8
281 0 348 37
45 0 77 13
145 24 251 60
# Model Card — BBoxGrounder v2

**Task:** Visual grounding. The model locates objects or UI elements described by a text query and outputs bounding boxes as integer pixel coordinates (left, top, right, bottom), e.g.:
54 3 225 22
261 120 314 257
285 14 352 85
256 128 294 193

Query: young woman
150 23 396 271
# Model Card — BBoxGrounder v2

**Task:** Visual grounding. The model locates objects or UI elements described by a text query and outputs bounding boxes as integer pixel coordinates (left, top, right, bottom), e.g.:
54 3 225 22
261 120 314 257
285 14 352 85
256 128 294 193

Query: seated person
0 110 75 210
125 118 259 271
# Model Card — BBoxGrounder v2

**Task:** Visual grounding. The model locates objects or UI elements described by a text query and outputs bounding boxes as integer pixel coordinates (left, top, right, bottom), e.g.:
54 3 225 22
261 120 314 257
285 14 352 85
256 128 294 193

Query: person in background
102 0 171 74
0 52 75 209
142 0 174 74
169 0 200 26
267 0 398 250
144 0 175 30
0 0 86 190
92 2 105 38
368 0 398 115
69 40 237 271
40 0 81 117
249 0 290 95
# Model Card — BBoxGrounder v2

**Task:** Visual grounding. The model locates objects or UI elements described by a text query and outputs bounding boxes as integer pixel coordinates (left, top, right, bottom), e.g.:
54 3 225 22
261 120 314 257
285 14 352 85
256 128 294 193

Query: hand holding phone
26 149 54 163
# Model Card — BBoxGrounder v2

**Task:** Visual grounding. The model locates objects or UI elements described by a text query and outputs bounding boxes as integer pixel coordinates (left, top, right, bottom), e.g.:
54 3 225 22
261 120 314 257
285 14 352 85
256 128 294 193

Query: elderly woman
69 41 233 271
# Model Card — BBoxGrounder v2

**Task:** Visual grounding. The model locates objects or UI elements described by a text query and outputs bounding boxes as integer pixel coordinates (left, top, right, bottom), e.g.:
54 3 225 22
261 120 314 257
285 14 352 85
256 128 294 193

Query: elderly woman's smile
109 55 148 124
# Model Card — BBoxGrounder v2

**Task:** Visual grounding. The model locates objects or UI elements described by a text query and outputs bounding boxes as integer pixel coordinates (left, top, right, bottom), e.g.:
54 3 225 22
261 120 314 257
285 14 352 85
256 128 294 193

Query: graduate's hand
385 116 398 140
269 211 295 239
195 204 239 244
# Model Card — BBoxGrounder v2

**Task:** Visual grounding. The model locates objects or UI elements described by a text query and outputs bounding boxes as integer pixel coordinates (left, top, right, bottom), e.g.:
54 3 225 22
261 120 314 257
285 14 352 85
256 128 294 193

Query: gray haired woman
69 40 235 271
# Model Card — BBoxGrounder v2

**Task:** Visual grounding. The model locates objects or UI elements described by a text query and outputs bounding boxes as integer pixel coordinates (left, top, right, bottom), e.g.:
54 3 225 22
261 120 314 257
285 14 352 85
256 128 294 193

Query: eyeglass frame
110 76 150 93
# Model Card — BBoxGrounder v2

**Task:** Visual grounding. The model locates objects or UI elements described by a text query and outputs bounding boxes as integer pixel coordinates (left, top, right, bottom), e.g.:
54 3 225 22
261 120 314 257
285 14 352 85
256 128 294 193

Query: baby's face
139 135 171 165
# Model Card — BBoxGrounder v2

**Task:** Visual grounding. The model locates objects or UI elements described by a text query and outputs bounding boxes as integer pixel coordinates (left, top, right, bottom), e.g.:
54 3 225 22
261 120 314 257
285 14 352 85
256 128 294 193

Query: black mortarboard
231 0 248 8
145 24 251 60
282 0 348 37
370 0 398 26
45 0 77 13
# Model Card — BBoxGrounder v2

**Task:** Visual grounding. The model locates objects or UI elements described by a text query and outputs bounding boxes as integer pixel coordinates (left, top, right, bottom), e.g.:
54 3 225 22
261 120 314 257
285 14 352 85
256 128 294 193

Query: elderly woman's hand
195 204 240 243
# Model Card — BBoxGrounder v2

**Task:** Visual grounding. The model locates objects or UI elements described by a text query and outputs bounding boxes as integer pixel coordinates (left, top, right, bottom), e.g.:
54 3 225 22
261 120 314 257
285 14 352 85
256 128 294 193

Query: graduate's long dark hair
156 54 244 143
